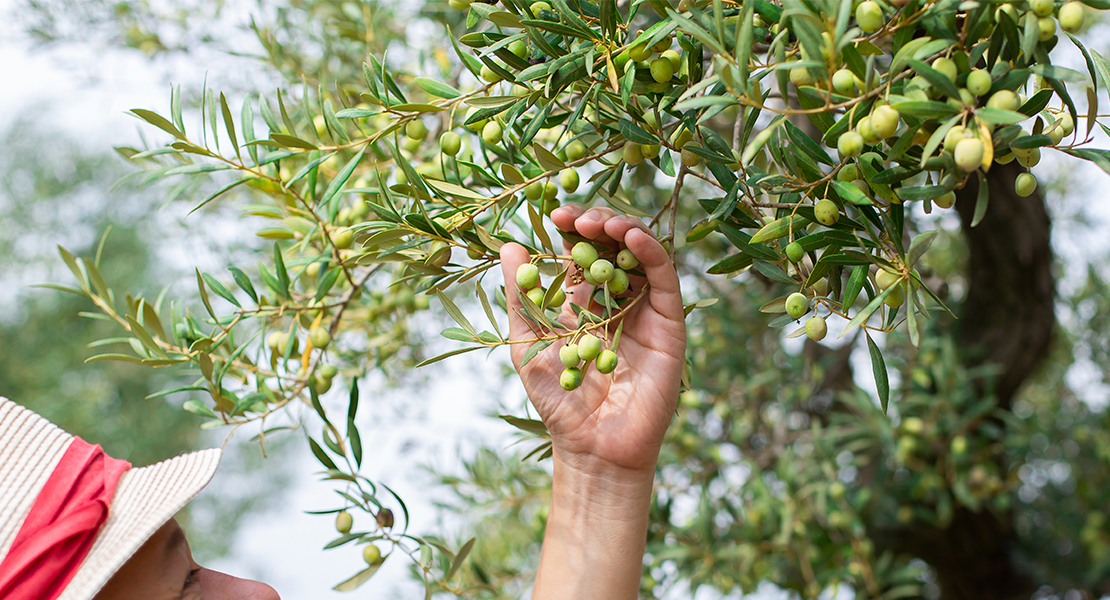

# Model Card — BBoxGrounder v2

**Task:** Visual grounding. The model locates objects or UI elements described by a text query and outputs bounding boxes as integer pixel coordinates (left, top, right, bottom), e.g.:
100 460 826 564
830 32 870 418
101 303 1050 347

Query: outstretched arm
499 205 687 599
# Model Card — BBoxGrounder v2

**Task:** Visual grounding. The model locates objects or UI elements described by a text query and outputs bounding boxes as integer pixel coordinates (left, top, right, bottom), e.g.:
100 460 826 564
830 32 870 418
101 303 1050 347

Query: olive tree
31 0 1110 595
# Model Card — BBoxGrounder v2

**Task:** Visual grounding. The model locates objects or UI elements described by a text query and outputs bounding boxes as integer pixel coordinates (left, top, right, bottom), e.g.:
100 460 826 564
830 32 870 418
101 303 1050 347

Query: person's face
93 518 280 600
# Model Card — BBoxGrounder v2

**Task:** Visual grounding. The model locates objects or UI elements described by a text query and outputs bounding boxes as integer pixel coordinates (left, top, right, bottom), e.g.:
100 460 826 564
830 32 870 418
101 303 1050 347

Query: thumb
499 242 537 365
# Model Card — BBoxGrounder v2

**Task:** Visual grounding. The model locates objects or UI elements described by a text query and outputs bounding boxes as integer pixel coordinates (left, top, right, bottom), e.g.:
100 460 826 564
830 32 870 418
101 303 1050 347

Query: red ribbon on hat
0 437 131 600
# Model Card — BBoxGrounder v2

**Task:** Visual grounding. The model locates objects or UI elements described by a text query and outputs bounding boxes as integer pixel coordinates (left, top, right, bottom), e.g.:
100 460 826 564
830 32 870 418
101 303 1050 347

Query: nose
198 568 281 600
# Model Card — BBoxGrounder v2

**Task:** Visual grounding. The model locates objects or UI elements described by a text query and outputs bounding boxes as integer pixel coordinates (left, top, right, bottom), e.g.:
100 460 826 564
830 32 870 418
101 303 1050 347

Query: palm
501 206 687 473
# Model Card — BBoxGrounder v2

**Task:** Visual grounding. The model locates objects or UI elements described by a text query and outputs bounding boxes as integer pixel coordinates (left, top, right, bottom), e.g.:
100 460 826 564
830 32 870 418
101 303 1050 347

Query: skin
93 518 279 600
499 205 687 599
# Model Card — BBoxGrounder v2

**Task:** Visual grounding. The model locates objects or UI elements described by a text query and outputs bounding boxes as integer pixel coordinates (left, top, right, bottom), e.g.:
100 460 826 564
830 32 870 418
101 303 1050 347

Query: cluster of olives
515 262 567 309
516 241 641 390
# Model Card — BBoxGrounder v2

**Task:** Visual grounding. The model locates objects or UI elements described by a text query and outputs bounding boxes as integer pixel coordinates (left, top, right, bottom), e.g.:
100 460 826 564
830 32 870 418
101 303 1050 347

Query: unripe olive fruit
837 164 859 182
560 367 584 390
943 125 967 152
565 139 587 161
616 248 639 270
935 191 956 208
1047 124 1065 144
596 349 618 374
871 105 900 139
931 57 958 83
789 66 815 87
855 0 884 32
509 39 528 58
336 511 353 534
641 144 661 159
785 292 809 319
1017 147 1041 168
405 119 427 140
482 120 503 144
310 326 332 349
549 288 566 307
304 259 321 278
363 545 383 565
590 259 615 283
1059 112 1076 136
671 127 694 148
582 267 602 286
832 69 856 95
814 199 840 226
837 131 864 158
560 344 581 367
875 268 900 290
805 316 828 341
1060 1 1084 32
480 65 501 83
986 90 1020 112
662 49 682 71
1015 172 1038 196
525 180 544 201
516 263 541 289
810 277 830 297
530 0 552 14
543 197 560 216
967 69 992 96
1037 16 1056 41
312 373 333 393
440 131 462 156
608 268 630 294
629 43 652 62
653 36 672 52
578 334 602 361
401 136 422 152
954 138 985 172
464 107 487 132
681 147 704 167
319 364 339 379
650 57 675 83
526 286 545 306
560 169 580 193
542 181 559 200
951 435 968 455
448 0 470 9
572 242 599 268
326 226 353 250
267 331 284 350
786 241 805 263
858 116 879 144
884 285 905 307
623 142 644 166
1030 0 1054 17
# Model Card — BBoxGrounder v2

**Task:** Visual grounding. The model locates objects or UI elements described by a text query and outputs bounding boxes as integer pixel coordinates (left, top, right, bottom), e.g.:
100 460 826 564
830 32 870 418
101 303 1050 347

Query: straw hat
0 397 222 600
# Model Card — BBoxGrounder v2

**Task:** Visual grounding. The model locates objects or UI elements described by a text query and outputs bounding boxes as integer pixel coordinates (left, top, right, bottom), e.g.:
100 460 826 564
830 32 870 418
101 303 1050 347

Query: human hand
499 205 687 475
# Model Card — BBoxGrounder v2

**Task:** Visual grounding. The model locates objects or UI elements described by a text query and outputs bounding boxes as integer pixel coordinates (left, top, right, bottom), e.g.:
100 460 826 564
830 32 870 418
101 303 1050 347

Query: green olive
516 263 541 289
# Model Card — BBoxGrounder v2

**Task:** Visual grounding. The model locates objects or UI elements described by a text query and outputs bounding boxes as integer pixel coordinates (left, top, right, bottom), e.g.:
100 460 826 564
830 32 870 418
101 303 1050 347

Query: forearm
533 450 656 600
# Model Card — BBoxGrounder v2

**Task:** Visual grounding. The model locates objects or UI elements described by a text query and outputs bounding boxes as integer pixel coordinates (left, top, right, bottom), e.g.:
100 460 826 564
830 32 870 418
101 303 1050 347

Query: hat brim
57 447 222 600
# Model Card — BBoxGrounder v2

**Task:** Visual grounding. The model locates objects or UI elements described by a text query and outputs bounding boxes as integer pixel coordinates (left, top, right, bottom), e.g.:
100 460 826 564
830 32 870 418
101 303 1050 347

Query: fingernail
582 209 601 221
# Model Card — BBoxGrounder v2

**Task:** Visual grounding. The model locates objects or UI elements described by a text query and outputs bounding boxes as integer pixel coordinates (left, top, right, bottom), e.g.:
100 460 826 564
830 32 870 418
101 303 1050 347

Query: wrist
533 450 656 600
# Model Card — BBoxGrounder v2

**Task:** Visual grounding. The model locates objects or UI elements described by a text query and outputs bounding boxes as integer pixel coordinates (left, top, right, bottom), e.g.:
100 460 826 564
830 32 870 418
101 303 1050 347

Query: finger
601 214 653 244
572 208 621 246
551 204 587 233
623 227 684 321
499 243 539 364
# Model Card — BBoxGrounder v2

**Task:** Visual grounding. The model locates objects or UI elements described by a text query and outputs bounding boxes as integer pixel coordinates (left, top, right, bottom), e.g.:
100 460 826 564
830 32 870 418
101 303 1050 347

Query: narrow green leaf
865 332 890 414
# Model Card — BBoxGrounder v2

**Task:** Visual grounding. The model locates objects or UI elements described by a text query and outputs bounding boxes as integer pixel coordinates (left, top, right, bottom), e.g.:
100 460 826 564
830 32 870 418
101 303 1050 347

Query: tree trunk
883 162 1055 600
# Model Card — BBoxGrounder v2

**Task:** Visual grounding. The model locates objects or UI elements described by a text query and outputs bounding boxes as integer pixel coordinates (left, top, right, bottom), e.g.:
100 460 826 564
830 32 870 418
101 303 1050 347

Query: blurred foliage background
6 0 1110 598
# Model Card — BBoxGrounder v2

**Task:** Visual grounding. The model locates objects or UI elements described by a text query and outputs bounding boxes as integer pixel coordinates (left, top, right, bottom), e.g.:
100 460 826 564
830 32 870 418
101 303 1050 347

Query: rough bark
882 162 1056 600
